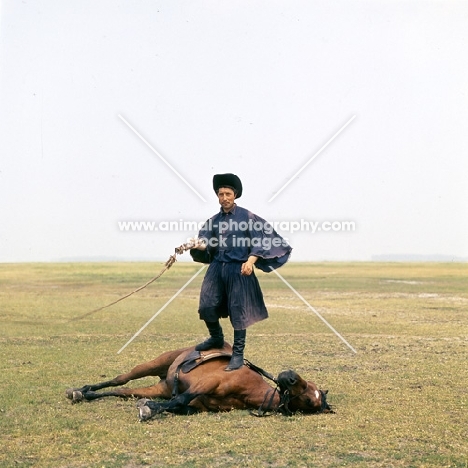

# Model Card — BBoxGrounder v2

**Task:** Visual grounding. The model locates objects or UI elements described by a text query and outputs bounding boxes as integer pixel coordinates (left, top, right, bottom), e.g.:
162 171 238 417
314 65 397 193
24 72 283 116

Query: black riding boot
225 329 246 371
195 321 224 351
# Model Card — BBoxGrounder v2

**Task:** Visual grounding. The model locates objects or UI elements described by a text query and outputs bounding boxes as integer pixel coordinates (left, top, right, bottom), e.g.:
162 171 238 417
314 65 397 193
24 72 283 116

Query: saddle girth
171 350 232 398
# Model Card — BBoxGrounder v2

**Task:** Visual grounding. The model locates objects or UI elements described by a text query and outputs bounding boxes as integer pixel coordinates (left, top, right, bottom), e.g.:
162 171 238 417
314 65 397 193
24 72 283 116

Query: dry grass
0 262 467 467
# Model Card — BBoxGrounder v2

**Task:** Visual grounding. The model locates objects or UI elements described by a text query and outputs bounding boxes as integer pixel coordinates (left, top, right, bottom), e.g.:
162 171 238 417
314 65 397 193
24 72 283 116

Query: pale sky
1 1 467 262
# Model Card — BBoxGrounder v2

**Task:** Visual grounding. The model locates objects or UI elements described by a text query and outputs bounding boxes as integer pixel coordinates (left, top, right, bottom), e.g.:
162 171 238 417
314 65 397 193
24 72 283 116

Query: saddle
171 350 277 401
171 350 232 397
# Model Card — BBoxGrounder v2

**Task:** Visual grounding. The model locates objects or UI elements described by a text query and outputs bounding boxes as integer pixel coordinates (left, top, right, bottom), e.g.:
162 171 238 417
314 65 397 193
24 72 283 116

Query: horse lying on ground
66 342 332 420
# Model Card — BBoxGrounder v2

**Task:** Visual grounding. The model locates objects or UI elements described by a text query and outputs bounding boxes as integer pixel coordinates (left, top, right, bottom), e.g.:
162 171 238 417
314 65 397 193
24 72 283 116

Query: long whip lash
270 267 357 354
117 264 206 354
70 242 197 322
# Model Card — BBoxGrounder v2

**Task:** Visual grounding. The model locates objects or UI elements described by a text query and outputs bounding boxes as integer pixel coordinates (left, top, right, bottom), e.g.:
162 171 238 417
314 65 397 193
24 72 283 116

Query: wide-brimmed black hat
213 173 243 198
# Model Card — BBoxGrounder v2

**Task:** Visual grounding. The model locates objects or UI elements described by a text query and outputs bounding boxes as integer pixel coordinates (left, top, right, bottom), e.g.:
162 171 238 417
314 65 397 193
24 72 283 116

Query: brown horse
66 342 332 420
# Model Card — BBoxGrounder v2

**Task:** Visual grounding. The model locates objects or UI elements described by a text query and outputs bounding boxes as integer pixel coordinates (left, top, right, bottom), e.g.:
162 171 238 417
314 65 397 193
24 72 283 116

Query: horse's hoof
136 399 154 421
138 405 153 422
136 398 151 409
72 390 84 403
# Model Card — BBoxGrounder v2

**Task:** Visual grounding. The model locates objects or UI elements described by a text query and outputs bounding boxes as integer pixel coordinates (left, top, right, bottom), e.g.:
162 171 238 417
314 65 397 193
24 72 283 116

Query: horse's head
277 370 333 415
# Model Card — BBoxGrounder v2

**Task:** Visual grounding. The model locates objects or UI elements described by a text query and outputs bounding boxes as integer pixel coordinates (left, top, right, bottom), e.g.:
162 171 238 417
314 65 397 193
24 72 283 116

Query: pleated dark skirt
198 261 268 330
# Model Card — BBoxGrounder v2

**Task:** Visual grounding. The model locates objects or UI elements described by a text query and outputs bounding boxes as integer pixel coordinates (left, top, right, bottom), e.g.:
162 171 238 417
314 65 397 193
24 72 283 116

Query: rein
244 359 280 416
244 359 303 417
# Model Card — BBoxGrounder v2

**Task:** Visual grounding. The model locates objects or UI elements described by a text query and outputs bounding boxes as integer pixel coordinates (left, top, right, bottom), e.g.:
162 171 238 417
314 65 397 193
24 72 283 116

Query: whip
70 241 200 322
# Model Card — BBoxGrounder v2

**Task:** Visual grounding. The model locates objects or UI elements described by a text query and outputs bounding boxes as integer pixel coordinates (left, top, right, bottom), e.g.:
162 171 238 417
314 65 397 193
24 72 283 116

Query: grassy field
0 262 467 467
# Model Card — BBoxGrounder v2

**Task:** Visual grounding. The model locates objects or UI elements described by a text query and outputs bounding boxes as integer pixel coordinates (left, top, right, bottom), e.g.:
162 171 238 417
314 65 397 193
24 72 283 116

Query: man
190 173 292 371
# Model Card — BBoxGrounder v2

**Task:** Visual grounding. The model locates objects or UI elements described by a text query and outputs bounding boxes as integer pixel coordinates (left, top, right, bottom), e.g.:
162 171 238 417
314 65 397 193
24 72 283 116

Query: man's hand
241 256 258 276
188 238 207 251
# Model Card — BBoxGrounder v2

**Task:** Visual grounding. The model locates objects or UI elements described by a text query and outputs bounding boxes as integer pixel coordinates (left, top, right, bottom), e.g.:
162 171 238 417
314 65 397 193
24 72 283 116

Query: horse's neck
256 385 281 413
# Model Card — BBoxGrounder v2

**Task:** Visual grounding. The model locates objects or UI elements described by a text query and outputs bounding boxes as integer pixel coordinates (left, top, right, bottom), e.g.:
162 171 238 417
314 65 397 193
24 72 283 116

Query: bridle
250 382 315 417
277 386 311 416
245 360 323 417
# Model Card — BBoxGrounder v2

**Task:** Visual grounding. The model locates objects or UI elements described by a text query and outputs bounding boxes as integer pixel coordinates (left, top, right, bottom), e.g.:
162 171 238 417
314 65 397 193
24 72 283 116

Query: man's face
217 187 236 212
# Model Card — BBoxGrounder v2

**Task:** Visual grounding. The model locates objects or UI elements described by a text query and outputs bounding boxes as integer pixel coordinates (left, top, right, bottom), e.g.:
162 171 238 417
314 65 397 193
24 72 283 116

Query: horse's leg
66 348 190 402
76 380 172 402
137 374 223 419
137 391 201 420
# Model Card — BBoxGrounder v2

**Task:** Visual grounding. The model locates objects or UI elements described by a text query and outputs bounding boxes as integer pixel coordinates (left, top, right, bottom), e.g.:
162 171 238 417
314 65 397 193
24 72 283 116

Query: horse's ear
323 389 329 395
